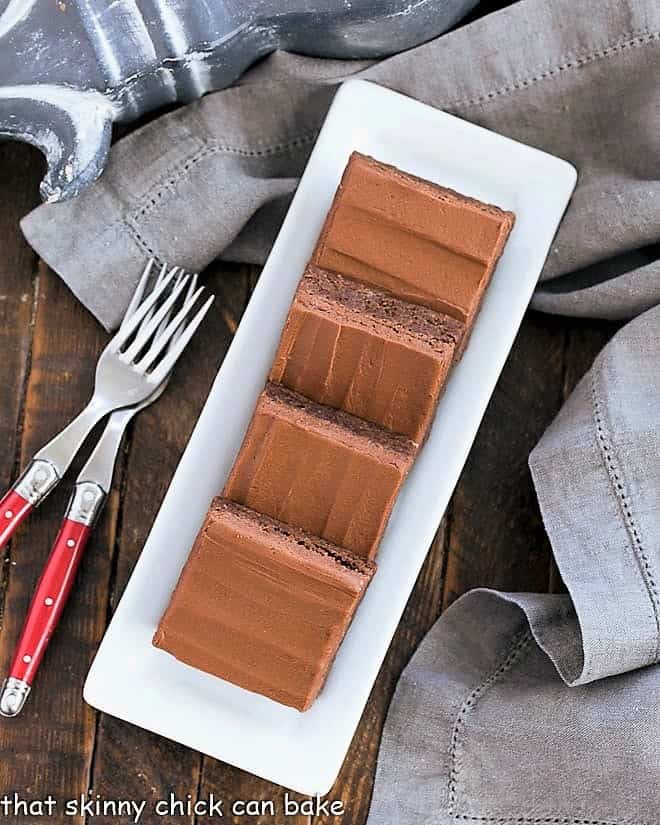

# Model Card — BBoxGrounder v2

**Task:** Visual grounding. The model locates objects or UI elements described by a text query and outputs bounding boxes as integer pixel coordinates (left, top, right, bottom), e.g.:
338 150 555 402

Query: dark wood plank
0 143 42 625
313 523 447 825
443 311 566 608
0 265 116 823
88 263 250 825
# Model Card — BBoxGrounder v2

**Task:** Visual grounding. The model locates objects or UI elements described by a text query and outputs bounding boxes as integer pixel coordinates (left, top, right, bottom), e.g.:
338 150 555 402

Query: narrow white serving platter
85 79 577 795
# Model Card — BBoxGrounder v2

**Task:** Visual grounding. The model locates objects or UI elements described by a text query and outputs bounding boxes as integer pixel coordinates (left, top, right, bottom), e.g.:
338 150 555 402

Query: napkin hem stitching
590 370 660 663
121 133 318 261
447 629 534 814
450 30 659 110
132 132 319 222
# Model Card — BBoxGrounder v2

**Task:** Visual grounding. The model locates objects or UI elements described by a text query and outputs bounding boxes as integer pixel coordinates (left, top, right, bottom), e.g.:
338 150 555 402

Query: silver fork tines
122 261 178 335
147 293 214 387
135 284 205 373
107 264 180 354
118 274 191 366
28 259 214 476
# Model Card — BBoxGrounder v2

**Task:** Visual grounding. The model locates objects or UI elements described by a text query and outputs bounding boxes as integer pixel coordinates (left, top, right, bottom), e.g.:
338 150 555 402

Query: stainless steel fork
0 261 213 552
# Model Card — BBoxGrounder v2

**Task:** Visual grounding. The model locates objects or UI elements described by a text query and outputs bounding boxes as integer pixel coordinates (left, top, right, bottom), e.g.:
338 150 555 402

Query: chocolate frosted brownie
271 264 464 442
154 499 375 711
313 152 515 328
224 383 416 560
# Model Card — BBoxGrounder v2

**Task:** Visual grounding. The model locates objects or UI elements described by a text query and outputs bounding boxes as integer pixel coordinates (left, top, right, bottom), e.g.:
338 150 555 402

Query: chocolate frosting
153 499 375 711
313 152 515 326
224 383 416 559
271 265 464 442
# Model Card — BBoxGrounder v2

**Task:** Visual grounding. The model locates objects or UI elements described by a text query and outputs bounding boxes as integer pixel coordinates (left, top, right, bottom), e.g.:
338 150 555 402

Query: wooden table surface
0 122 616 822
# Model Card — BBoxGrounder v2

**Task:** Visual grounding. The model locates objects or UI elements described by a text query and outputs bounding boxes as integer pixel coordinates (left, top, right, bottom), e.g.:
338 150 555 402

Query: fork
0 262 210 717
0 261 213 554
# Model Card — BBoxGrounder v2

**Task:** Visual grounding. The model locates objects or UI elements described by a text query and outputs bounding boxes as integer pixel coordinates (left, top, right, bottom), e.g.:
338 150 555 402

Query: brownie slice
270 264 464 443
313 152 515 329
153 499 375 711
223 383 416 560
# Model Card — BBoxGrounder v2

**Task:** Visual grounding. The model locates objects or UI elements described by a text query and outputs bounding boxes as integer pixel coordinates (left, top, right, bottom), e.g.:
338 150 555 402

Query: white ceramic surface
84 79 577 795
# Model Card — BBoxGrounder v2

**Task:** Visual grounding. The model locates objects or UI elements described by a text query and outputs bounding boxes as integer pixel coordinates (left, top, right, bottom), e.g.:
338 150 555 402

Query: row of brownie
154 152 515 711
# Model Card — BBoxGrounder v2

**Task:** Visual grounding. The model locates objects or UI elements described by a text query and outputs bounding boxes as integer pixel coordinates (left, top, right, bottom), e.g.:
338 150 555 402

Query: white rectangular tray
85 79 577 795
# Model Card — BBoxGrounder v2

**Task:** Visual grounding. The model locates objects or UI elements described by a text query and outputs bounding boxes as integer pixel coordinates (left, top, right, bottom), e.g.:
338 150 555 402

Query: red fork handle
0 519 92 716
0 479 105 717
0 490 33 553
0 459 60 554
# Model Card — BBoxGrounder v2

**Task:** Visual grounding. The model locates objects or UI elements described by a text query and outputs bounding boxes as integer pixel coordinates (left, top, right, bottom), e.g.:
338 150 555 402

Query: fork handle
0 490 32 553
0 483 106 717
0 397 109 553
8 520 91 680
0 459 60 553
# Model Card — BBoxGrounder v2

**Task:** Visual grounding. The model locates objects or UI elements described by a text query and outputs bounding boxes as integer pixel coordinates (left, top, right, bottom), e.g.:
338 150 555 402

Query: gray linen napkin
18 1 660 823
368 306 660 825
21 0 660 331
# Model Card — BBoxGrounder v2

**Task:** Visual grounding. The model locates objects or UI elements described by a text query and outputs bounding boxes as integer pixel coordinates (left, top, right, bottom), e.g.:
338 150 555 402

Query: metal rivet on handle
22 655 31 664
5 511 13 519
44 598 54 606
66 539 76 548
